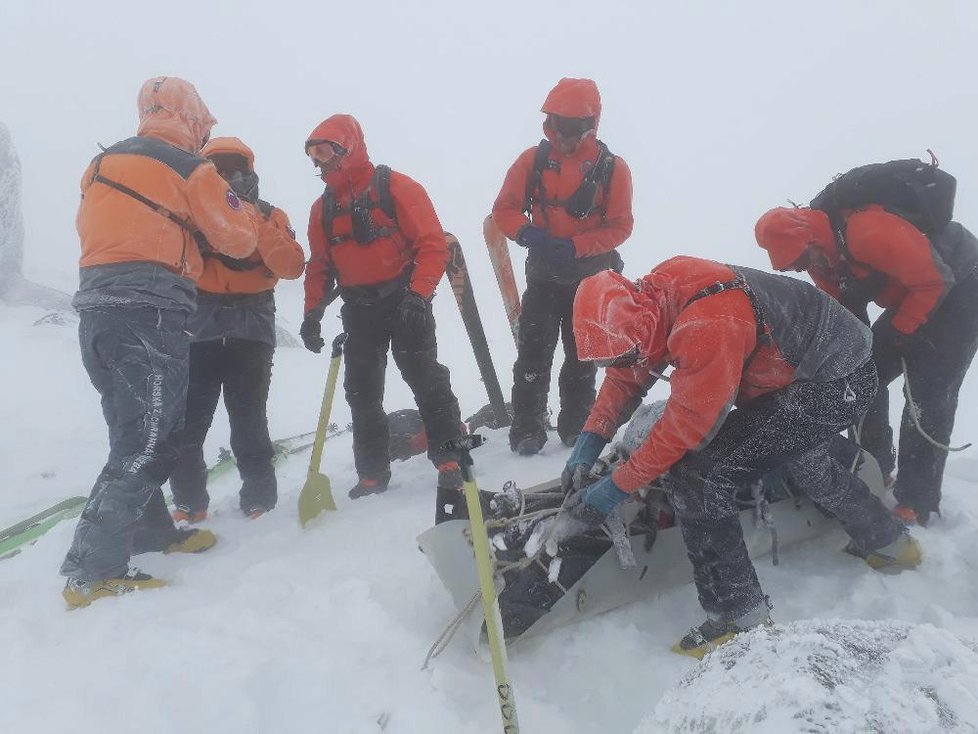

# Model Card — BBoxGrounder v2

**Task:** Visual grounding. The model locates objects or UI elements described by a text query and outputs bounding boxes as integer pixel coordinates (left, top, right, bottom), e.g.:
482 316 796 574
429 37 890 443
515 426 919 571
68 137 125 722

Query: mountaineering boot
244 506 270 520
62 568 166 609
847 531 922 571
163 528 217 554
514 433 547 457
434 462 467 524
348 471 392 499
672 602 773 659
172 505 208 525
893 505 931 527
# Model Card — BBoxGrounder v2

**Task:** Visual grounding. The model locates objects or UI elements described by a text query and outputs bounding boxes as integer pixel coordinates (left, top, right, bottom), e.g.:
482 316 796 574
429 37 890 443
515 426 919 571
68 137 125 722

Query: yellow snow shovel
298 333 346 527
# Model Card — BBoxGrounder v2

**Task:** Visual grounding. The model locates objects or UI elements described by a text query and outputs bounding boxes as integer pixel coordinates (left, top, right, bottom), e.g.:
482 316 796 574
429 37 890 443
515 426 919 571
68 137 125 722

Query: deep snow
2 298 978 733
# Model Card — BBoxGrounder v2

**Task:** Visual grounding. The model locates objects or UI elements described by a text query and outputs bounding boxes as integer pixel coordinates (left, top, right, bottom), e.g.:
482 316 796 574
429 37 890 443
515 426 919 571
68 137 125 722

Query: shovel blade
298 472 337 527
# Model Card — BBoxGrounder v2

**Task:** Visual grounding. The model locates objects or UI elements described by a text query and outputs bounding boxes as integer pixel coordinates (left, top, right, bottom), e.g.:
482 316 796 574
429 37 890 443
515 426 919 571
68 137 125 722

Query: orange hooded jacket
755 206 954 334
574 257 871 492
303 114 448 314
76 77 257 282
491 78 633 258
197 137 305 294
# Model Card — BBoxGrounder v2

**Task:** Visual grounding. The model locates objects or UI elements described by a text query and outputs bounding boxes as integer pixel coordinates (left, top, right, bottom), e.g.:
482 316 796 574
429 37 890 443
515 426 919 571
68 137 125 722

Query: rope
421 591 480 670
901 358 972 452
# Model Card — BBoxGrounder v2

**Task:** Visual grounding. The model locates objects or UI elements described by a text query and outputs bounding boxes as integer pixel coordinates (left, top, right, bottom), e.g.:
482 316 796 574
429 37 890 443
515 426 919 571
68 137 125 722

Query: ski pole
440 435 520 734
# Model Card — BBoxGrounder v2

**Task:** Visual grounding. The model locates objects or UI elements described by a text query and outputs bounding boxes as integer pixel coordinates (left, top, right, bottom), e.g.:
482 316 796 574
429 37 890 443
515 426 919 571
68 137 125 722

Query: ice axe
441 434 521 733
298 333 347 527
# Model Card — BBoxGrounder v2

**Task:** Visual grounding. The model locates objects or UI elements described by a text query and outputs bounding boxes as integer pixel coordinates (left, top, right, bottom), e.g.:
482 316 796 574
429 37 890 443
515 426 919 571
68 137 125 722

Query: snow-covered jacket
74 77 258 313
303 114 448 315
491 77 633 285
756 206 978 334
574 256 872 492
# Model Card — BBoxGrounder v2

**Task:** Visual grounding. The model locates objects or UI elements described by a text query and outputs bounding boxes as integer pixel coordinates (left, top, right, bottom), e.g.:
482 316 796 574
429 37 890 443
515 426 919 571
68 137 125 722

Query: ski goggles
548 114 595 138
305 140 346 165
592 344 642 369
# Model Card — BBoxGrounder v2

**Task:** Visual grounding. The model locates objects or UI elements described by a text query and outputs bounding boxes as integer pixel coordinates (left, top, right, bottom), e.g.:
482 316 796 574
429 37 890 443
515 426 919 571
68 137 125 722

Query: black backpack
810 156 957 249
319 164 397 246
523 139 616 220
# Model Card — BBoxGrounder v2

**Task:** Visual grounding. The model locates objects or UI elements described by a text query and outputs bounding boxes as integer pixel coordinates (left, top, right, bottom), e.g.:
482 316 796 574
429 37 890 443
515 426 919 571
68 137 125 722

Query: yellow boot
63 569 166 609
863 532 922 572
164 528 217 554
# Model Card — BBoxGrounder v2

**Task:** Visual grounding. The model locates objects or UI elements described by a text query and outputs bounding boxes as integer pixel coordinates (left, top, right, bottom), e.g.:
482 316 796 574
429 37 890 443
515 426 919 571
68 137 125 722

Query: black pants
341 293 462 478
61 307 187 582
861 269 978 515
510 279 596 446
169 338 276 513
667 360 903 622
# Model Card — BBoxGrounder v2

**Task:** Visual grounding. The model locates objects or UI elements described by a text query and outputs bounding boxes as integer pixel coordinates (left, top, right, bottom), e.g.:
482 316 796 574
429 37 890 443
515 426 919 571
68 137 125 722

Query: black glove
300 316 325 353
872 319 912 364
397 291 429 333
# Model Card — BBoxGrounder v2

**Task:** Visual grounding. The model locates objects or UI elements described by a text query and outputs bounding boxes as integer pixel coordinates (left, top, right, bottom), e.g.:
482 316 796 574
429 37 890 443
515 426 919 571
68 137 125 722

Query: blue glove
542 237 576 263
579 473 631 515
561 431 608 493
516 224 549 249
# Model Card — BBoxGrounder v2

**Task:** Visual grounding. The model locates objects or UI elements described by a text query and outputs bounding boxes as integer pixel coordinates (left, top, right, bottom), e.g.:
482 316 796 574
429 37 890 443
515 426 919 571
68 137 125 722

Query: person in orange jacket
61 77 259 607
492 77 633 455
755 204 978 526
169 136 305 522
299 114 465 523
558 256 919 657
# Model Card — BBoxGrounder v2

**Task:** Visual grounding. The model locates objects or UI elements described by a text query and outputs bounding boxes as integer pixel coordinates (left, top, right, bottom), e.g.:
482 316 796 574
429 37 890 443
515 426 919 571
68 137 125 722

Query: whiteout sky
3 0 978 428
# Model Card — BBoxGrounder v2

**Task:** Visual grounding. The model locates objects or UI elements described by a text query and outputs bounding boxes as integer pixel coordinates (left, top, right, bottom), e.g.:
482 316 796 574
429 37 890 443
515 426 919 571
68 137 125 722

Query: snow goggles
593 344 642 369
548 114 595 138
305 140 346 165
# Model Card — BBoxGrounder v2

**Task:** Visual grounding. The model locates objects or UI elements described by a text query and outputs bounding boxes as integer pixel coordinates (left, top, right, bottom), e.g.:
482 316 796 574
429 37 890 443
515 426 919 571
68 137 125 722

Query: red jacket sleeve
390 172 448 300
257 207 305 280
612 299 757 492
570 156 634 257
846 209 954 334
304 197 335 316
583 363 657 439
491 147 537 239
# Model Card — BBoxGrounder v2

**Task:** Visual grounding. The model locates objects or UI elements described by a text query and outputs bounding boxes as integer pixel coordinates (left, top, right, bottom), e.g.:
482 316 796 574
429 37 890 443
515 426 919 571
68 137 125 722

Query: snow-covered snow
4 1 978 732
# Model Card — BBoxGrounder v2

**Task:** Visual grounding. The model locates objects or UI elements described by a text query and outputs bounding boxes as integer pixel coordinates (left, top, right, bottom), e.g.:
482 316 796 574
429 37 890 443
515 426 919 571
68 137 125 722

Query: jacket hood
201 136 255 172
755 207 835 270
136 76 216 154
573 269 672 365
305 114 372 190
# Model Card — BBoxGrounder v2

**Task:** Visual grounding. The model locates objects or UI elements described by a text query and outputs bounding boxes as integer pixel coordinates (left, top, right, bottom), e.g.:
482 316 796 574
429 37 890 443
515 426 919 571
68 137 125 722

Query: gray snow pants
667 359 904 623
60 307 189 582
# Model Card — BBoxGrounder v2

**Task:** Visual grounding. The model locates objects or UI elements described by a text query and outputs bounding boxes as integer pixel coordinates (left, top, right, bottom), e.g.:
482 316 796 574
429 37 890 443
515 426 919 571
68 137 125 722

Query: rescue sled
418 429 886 649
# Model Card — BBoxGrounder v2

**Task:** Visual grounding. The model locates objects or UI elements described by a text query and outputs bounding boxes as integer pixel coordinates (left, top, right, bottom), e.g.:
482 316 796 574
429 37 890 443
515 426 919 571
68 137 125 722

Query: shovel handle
308 334 346 475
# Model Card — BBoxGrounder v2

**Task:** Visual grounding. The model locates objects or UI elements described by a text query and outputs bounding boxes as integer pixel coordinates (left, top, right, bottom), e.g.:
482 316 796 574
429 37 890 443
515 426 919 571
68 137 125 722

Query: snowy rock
0 121 24 280
642 619 978 734
0 122 72 311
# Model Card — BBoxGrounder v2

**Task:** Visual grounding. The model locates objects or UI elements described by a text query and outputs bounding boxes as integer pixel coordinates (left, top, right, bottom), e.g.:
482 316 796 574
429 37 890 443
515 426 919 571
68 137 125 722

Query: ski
0 497 88 559
444 232 511 429
482 214 521 344
0 426 348 560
